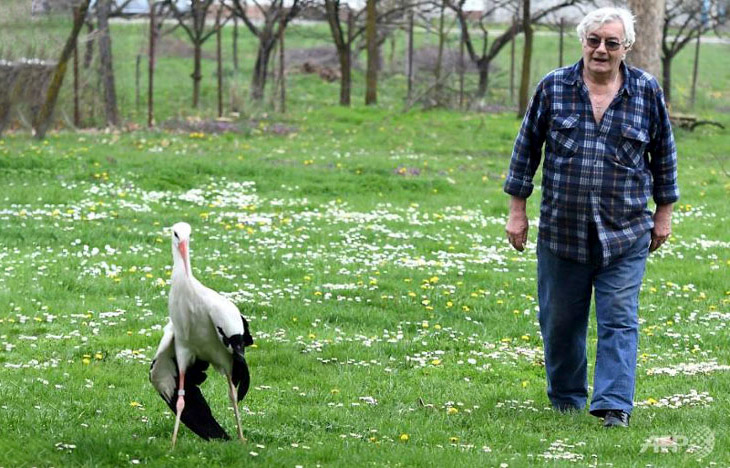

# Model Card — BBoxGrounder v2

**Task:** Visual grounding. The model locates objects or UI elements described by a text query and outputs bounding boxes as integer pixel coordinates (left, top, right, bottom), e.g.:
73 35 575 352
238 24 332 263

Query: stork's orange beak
178 240 189 275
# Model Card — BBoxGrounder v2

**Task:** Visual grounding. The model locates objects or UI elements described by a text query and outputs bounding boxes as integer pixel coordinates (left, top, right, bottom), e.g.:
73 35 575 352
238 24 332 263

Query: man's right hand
506 197 529 251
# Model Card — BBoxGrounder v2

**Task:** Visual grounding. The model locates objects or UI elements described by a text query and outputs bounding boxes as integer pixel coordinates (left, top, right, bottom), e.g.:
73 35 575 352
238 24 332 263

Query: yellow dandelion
399 433 410 442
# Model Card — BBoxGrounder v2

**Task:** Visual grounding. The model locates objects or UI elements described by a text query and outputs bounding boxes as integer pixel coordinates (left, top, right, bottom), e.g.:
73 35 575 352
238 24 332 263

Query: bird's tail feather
160 359 230 441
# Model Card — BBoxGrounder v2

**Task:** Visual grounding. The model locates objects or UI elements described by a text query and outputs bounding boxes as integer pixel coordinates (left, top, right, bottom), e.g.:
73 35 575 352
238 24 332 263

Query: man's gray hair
576 7 636 48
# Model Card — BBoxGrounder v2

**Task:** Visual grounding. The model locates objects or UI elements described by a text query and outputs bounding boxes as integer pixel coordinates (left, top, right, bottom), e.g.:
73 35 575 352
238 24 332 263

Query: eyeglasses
585 36 624 51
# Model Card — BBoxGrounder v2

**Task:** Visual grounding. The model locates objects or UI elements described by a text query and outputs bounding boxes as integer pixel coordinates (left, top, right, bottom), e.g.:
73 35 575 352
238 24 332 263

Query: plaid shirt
504 60 679 265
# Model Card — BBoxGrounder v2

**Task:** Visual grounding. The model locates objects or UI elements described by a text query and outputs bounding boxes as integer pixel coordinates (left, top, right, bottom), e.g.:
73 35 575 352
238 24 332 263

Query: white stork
150 222 253 447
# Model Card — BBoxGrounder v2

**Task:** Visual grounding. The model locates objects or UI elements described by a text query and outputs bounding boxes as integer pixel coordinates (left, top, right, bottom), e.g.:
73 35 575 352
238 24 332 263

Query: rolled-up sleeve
503 81 549 199
648 87 680 205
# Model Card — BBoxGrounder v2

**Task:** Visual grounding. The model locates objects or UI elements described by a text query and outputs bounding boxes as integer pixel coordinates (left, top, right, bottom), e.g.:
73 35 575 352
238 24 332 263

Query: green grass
1 108 729 466
1 11 730 468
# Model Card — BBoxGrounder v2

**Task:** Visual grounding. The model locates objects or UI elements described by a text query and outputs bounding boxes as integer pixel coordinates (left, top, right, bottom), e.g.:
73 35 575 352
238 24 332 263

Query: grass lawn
1 15 730 468
1 106 729 466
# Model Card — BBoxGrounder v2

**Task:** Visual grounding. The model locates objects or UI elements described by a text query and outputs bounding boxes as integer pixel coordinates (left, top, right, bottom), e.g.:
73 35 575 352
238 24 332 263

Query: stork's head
171 222 192 276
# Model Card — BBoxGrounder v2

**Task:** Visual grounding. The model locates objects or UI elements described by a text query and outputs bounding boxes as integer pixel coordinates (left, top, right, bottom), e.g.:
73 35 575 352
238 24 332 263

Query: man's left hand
650 204 674 252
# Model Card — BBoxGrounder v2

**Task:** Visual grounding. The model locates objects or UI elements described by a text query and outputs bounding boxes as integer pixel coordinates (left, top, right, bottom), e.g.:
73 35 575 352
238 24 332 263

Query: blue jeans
537 228 650 416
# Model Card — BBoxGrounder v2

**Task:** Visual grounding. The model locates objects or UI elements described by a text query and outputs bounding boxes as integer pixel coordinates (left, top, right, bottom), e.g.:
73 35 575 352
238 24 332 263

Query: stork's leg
171 371 186 449
227 375 245 442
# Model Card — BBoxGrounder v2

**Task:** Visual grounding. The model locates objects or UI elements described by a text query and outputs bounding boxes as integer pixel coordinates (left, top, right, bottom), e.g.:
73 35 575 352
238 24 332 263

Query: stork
150 222 253 448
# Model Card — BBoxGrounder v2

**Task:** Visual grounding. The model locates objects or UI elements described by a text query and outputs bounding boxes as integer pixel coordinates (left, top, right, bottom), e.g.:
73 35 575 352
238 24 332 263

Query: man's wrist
655 203 674 217
509 196 527 214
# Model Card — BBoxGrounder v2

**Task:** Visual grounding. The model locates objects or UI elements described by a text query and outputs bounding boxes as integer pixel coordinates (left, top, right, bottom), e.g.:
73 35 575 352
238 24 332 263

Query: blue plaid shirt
504 60 679 265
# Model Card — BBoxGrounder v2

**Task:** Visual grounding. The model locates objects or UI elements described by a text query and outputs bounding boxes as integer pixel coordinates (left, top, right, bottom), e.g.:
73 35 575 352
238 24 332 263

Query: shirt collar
562 60 635 97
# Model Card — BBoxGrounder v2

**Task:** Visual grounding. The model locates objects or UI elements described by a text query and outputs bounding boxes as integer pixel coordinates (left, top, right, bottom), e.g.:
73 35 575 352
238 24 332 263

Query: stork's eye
174 232 179 239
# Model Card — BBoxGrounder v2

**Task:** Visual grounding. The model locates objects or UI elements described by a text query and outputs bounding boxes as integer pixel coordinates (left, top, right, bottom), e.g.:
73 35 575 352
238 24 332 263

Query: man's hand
650 204 673 252
506 196 529 251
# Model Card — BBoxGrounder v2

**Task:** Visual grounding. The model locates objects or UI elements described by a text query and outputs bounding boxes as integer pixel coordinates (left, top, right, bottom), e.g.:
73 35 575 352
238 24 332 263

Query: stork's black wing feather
230 314 253 401
162 359 230 441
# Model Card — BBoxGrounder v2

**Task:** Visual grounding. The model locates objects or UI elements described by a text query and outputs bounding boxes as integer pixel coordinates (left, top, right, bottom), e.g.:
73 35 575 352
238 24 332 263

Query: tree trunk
135 54 141 112
337 41 352 107
148 1 156 128
407 10 414 102
627 0 665 78
33 0 91 139
216 8 223 118
365 0 377 105
97 0 119 126
250 38 275 101
84 21 95 68
233 16 239 71
192 41 202 108
459 28 465 108
477 59 489 97
278 18 286 113
343 10 353 106
510 15 516 103
475 28 489 98
661 54 672 106
518 0 533 117
324 1 351 106
435 1 445 98
73 9 80 127
689 31 700 108
388 35 396 74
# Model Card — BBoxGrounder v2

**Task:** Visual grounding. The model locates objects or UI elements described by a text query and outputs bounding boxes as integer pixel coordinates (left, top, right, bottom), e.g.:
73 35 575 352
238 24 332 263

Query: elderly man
504 7 679 427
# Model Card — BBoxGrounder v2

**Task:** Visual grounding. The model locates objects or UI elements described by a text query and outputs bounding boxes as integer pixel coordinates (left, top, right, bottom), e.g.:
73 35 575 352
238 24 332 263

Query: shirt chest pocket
549 114 581 157
617 125 649 168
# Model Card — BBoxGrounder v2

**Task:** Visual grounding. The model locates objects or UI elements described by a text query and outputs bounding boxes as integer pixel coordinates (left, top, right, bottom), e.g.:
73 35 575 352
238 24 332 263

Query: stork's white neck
172 244 193 279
